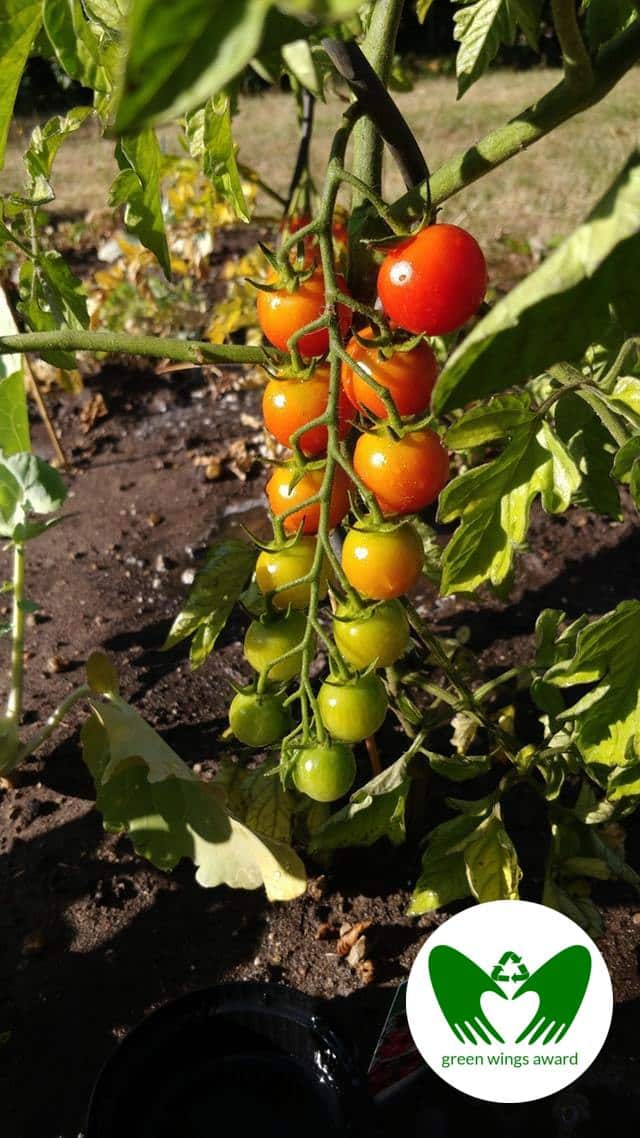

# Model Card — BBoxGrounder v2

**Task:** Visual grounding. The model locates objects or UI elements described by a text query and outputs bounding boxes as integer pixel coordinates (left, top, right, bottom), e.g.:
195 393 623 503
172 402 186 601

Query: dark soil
2 353 640 1136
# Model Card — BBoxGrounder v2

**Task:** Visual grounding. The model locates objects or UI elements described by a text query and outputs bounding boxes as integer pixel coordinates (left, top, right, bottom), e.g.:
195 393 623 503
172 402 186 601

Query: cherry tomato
244 610 307 681
342 520 424 600
266 463 351 535
255 537 329 610
353 428 449 516
279 212 311 236
293 742 356 802
342 327 437 420
257 268 352 357
262 364 353 456
229 689 291 747
317 673 388 743
377 223 488 335
333 600 409 669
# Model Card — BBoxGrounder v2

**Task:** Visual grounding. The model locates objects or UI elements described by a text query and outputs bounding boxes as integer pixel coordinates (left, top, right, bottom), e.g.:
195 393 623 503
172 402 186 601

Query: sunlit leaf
82 698 306 899
309 751 415 851
545 600 640 770
0 1 42 170
439 421 580 594
464 809 522 900
0 452 66 539
43 0 113 91
187 94 250 224
162 539 257 668
110 130 171 277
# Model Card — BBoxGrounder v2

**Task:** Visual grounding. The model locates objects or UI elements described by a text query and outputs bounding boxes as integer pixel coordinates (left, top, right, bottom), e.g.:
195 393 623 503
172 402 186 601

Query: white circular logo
406 900 613 1104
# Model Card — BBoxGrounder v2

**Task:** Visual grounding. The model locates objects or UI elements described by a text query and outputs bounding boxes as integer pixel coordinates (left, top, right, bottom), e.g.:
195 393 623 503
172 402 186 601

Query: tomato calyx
345 513 421 538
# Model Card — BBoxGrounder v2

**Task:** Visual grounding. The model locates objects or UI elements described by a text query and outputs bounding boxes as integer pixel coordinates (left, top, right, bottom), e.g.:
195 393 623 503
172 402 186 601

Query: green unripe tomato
293 742 356 803
317 673 388 743
332 600 409 669
244 611 307 682
229 690 291 748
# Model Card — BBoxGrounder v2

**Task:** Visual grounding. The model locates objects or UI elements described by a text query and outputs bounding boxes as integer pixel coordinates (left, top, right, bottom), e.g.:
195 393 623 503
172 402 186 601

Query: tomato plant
2 0 640 932
266 462 351 534
332 600 410 669
257 268 352 357
317 673 388 742
229 689 292 746
293 741 357 802
377 223 488 335
342 520 424 599
353 428 449 515
263 364 352 455
244 610 308 682
255 537 329 609
341 327 438 419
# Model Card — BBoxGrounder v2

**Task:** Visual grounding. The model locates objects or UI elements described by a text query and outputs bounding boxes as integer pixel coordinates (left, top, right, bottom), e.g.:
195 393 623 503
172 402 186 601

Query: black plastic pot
86 983 371 1138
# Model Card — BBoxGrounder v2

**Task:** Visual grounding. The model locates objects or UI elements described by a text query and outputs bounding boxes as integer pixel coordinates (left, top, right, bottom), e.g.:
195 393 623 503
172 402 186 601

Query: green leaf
110 130 171 277
87 650 120 695
453 0 518 97
0 452 66 538
415 0 437 22
464 809 522 901
215 758 296 844
0 287 29 457
438 420 580 594
511 0 544 49
445 394 533 450
613 437 640 509
162 539 257 667
39 251 90 329
407 849 470 914
309 751 415 852
23 107 92 192
554 393 621 518
584 0 640 48
82 698 306 900
427 752 492 782
413 518 442 585
83 0 130 30
0 2 43 170
43 0 113 91
114 0 272 132
281 39 323 96
543 873 603 938
186 94 249 224
545 600 640 768
0 286 22 384
433 153 640 415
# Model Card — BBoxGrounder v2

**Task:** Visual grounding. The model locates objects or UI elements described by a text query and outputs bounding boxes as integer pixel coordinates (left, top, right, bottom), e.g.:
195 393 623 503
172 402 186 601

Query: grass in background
1 69 638 252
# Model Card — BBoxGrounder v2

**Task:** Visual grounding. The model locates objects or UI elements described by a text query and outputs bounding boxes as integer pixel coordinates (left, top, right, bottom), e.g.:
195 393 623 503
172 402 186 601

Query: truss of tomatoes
231 222 487 805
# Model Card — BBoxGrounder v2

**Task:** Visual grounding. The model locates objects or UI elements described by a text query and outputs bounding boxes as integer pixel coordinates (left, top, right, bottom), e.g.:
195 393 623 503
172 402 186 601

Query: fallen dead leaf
80 392 108 433
336 920 372 957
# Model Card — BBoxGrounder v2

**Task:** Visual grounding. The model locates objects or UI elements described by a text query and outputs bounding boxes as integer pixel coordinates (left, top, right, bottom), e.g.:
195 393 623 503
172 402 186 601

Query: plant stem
18 684 91 761
339 0 407 206
6 542 25 727
322 36 428 194
285 89 315 214
389 17 640 222
551 0 594 92
0 331 280 367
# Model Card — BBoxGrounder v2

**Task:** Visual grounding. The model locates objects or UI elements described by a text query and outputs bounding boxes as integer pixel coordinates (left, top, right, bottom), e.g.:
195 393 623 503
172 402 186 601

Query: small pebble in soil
181 568 196 585
147 511 164 527
45 655 71 674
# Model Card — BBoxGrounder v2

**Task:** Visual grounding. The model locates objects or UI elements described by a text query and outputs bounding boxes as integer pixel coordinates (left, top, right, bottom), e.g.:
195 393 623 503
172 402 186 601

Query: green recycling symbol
490 951 531 983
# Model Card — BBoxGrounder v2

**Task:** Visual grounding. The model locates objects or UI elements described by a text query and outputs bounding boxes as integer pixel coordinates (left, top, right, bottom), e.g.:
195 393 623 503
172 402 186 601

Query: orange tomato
342 520 424 599
262 364 353 456
353 428 449 516
342 327 437 420
266 463 352 534
257 268 352 357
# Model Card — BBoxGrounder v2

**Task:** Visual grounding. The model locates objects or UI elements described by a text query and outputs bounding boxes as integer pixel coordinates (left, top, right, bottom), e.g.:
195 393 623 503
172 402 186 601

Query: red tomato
266 463 352 534
257 268 352 357
262 364 353 456
353 428 449 515
341 327 437 420
377 224 488 335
